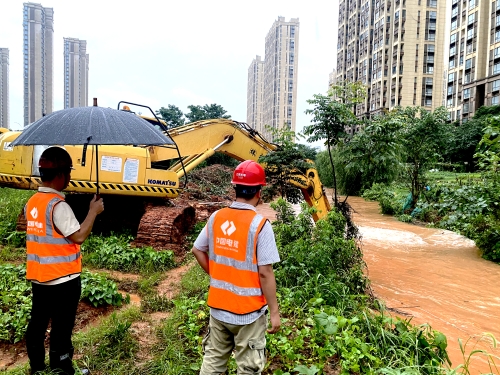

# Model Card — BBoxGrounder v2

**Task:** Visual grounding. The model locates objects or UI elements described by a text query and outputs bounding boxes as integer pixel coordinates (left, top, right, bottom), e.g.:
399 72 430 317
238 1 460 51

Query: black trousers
26 276 81 374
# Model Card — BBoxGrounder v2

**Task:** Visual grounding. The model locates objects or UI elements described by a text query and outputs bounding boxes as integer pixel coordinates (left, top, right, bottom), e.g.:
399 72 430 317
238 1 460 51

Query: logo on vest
221 220 236 236
30 207 38 219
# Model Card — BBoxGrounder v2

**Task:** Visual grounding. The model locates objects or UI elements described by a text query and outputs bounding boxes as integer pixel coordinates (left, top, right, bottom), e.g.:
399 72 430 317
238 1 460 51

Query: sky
0 0 338 145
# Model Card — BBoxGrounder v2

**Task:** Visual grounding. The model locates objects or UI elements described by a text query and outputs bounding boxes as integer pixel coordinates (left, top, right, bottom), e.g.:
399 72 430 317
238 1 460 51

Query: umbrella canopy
10 105 178 195
10 106 174 146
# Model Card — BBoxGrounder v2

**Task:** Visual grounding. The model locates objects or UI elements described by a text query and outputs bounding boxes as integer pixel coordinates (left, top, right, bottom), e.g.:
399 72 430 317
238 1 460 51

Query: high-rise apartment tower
247 17 299 138
446 0 500 121
336 0 446 119
0 48 9 128
247 55 265 132
64 38 89 108
23 2 53 126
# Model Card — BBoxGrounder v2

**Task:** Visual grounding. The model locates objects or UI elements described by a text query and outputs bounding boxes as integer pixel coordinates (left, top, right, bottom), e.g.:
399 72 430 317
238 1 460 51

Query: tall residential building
23 2 54 126
64 38 89 108
329 68 337 87
247 17 299 139
446 0 499 122
247 55 265 132
0 48 8 128
336 0 446 118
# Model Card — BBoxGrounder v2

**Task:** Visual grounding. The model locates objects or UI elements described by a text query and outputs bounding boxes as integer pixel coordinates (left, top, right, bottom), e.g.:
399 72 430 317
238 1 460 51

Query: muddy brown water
257 197 500 374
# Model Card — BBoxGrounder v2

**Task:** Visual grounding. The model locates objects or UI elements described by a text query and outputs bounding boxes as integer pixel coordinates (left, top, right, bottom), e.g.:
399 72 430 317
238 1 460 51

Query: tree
304 82 365 206
396 106 450 208
156 105 185 129
185 104 231 123
336 111 404 195
259 126 313 204
443 105 500 171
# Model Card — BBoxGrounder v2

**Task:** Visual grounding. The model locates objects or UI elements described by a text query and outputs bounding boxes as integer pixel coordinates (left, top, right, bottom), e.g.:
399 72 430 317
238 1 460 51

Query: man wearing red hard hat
192 160 281 374
24 147 103 375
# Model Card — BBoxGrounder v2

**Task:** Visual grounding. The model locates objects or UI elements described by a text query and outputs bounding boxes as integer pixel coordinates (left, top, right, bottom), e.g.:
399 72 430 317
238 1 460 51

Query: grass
0 244 25 263
0 188 33 248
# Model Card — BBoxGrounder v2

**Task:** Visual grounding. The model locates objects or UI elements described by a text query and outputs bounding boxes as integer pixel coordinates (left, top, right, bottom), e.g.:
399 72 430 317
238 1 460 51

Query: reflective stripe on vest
206 208 267 314
27 251 81 264
25 192 81 282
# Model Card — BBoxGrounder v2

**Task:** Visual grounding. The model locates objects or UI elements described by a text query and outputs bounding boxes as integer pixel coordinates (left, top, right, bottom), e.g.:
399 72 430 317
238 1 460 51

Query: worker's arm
192 246 209 274
67 195 104 245
258 264 280 334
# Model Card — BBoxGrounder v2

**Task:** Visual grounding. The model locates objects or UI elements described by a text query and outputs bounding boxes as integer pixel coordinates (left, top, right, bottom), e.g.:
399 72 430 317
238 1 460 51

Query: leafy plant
82 233 175 273
81 270 130 307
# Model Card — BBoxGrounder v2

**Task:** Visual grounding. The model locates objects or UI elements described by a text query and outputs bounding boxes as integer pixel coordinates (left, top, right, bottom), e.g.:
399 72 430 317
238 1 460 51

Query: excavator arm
143 118 331 221
0 116 331 221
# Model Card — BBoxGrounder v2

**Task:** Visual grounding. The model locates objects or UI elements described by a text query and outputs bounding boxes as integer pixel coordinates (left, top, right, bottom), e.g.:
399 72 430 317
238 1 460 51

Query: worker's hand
89 195 104 215
267 311 281 334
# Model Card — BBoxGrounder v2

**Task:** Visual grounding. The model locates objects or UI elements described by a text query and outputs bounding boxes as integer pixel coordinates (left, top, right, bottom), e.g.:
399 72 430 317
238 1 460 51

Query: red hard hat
231 160 266 186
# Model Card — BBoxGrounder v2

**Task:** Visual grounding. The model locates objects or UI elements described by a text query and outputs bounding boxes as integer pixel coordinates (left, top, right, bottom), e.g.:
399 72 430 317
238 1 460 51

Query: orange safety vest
207 207 268 315
24 192 81 283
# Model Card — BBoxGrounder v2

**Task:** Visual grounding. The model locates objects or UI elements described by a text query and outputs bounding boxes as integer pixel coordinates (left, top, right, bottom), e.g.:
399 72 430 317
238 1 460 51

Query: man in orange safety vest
24 147 103 375
192 160 281 374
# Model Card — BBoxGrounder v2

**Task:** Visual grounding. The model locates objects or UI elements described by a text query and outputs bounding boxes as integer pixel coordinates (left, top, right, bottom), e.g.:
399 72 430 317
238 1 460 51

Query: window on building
494 62 500 74
463 88 470 99
463 103 470 113
469 0 476 8
449 59 455 69
450 33 457 44
467 29 473 40
448 73 454 82
465 58 472 69
493 96 500 105
468 13 475 25
451 20 457 30
447 86 454 95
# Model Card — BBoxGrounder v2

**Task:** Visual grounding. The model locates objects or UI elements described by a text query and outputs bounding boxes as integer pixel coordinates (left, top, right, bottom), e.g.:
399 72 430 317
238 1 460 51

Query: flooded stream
258 196 500 374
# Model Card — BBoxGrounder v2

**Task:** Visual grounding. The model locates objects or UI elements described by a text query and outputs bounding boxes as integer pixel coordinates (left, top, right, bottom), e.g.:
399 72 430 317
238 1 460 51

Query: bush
82 234 175 273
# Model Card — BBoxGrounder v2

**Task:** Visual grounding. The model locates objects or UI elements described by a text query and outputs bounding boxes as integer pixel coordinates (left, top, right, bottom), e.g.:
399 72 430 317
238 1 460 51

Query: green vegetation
259 126 316 204
82 233 175 273
0 264 128 344
0 187 33 248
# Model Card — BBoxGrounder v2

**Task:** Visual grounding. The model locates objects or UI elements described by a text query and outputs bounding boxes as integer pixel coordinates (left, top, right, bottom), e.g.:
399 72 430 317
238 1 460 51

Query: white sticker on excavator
3 142 13 151
100 156 122 173
123 158 139 184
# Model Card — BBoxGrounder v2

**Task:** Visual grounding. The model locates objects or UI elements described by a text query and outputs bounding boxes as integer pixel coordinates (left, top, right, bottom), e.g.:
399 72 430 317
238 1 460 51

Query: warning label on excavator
101 156 122 172
123 158 139 184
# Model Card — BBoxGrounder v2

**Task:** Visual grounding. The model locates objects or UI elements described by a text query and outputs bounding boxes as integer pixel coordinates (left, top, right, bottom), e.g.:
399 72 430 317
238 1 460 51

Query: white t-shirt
32 187 81 285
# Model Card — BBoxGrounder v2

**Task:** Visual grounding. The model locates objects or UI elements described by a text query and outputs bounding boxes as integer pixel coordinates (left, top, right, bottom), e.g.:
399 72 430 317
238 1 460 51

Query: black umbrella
11 103 177 195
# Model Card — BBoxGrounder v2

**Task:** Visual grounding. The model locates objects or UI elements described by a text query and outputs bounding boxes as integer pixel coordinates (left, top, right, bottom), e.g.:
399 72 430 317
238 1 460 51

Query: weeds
82 233 175 273
0 188 33 247
73 307 141 374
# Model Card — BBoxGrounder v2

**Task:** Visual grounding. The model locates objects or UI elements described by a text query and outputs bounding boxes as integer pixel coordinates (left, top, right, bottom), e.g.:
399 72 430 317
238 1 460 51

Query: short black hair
39 147 73 182
234 185 261 200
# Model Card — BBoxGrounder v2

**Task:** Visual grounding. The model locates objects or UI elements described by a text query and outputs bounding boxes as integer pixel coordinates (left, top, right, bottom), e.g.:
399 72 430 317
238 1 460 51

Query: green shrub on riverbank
363 176 500 263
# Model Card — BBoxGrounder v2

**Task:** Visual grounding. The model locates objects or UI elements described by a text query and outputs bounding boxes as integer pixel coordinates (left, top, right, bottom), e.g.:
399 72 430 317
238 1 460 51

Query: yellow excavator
0 102 331 250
